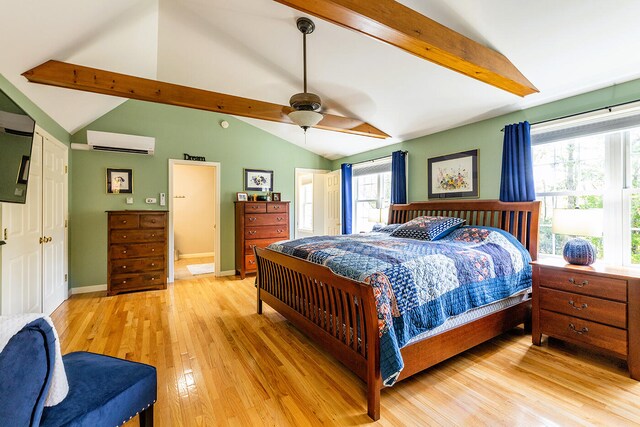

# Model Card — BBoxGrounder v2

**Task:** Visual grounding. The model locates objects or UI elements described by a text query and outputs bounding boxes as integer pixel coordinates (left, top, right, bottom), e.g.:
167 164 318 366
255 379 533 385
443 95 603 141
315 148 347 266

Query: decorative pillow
372 223 402 233
390 216 465 241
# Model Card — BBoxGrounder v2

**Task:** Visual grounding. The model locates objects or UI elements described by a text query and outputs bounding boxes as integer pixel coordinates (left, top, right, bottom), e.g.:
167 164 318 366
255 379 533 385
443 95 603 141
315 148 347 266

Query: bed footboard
255 247 382 420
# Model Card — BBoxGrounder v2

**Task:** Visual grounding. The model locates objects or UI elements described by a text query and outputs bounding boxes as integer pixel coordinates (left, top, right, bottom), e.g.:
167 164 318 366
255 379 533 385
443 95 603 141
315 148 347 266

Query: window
353 158 391 233
532 106 640 265
298 176 313 231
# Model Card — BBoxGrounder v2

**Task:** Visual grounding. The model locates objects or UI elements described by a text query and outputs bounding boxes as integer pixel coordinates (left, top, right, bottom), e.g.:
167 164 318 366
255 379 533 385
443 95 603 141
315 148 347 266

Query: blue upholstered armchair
0 318 157 427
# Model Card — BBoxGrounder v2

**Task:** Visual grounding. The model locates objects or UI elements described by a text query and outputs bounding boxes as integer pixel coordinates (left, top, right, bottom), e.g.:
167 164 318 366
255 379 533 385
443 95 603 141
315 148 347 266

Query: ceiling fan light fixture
288 110 323 131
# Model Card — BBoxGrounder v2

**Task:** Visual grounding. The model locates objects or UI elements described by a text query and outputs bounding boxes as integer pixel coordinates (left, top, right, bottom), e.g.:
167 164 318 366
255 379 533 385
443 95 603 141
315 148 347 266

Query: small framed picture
427 149 478 199
244 168 273 191
17 155 30 184
272 192 281 202
107 168 133 194
236 192 248 201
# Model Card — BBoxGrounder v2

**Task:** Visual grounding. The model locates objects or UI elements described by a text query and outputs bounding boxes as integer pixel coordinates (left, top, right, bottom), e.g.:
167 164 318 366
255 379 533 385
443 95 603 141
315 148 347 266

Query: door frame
168 159 221 282
294 168 329 238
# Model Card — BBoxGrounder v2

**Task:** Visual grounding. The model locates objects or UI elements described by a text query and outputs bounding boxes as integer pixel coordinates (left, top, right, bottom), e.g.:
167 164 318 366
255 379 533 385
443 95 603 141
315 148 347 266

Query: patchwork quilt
268 226 532 386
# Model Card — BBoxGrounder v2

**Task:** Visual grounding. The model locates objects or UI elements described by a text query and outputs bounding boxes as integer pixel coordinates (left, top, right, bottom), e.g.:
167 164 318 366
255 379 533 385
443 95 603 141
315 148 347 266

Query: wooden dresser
107 210 168 296
235 201 290 279
532 259 640 379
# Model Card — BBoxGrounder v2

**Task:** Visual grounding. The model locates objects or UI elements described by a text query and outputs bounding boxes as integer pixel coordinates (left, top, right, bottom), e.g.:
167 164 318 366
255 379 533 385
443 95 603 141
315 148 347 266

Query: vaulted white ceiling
3 0 640 160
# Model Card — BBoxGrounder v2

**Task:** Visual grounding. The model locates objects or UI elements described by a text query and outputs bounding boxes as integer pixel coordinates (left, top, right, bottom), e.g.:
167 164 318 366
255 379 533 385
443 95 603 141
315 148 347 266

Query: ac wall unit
71 130 155 155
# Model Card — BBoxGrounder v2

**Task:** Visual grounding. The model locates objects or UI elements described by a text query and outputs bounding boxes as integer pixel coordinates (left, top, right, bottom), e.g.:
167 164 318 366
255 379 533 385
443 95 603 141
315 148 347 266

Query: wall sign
184 153 206 161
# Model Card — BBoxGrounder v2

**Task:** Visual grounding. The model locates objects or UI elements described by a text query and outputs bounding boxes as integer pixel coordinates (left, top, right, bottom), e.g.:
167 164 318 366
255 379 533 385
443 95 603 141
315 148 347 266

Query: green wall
0 74 70 308
69 100 332 288
333 79 640 201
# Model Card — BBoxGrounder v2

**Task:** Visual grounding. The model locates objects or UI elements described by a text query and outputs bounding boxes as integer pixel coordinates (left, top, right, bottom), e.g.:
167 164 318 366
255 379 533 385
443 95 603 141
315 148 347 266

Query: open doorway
294 168 329 238
168 159 220 282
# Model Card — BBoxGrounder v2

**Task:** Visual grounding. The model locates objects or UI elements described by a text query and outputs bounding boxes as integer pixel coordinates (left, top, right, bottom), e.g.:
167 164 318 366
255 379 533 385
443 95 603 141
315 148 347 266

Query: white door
42 136 68 315
324 170 341 236
1 134 43 314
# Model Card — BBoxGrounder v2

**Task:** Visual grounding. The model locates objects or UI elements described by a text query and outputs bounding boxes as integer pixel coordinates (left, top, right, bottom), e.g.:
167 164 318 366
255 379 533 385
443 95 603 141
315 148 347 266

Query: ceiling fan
287 17 323 132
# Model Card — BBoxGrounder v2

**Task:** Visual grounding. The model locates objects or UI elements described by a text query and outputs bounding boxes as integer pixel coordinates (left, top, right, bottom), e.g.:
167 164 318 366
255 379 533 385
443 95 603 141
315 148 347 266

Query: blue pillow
390 216 465 241
372 223 402 233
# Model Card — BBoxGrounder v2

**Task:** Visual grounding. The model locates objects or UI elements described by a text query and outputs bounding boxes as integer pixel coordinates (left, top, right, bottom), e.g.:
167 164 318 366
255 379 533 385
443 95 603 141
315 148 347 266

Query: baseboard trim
217 270 236 277
178 252 215 259
71 284 107 295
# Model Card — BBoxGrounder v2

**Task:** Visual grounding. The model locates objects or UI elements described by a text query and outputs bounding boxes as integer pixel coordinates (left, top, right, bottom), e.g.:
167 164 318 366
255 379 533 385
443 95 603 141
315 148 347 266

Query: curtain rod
351 150 408 166
500 98 640 132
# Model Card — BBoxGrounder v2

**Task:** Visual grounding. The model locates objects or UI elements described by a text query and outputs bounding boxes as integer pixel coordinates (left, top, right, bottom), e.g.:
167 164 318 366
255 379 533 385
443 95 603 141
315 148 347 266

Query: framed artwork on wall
107 168 133 194
244 168 273 191
427 149 478 199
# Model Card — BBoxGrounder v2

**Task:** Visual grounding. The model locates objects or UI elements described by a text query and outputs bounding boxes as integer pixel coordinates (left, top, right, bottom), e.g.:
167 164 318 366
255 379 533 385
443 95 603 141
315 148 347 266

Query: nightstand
531 259 640 380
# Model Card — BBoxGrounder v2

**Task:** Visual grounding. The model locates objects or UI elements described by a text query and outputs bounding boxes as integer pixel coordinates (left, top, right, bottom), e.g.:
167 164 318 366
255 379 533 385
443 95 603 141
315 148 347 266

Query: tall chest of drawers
532 259 640 380
235 201 290 279
107 210 168 296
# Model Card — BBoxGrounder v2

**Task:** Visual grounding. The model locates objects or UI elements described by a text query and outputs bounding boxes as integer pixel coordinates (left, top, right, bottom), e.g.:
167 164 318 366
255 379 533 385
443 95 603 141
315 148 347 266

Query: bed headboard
388 200 541 260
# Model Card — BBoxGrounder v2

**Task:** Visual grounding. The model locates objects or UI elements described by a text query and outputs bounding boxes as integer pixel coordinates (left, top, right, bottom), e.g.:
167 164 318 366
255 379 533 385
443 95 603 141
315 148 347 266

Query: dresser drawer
244 203 266 213
540 309 627 356
245 226 288 240
245 213 288 226
245 255 257 271
140 214 166 228
245 238 284 254
110 243 165 259
110 272 165 290
109 214 139 229
539 287 626 328
110 229 165 243
538 268 627 302
111 257 164 275
267 203 288 213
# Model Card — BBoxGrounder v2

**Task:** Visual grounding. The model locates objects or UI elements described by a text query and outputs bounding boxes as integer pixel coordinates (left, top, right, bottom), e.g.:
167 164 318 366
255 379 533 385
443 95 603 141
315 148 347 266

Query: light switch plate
159 193 166 206
145 197 157 204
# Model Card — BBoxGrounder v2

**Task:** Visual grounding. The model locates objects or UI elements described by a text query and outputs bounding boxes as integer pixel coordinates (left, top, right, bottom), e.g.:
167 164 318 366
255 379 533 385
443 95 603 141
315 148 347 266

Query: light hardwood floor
52 276 640 426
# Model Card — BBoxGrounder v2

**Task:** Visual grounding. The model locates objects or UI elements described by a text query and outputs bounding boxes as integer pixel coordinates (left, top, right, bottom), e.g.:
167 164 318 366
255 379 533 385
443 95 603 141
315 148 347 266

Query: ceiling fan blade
22 60 389 139
274 0 538 97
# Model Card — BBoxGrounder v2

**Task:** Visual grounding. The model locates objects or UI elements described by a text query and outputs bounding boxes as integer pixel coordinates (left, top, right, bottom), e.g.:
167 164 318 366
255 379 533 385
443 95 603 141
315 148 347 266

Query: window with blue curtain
391 150 407 204
500 121 535 202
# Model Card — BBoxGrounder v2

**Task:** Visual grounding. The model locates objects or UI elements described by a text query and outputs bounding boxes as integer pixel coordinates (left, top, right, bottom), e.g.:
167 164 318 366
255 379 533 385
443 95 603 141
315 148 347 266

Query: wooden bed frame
255 200 540 420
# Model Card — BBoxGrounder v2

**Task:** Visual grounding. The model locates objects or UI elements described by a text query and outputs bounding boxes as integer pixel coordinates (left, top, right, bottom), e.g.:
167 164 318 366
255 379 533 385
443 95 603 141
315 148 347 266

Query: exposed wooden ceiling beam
274 0 538 97
22 60 389 139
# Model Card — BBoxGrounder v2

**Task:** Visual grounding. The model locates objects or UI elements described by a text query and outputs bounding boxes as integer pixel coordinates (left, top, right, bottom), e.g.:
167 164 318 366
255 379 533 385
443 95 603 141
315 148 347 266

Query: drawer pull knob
122 220 127 224
151 263 156 267
122 266 127 269
122 250 127 254
122 280 127 284
273 206 280 209
151 234 156 237
568 300 588 310
277 217 284 221
151 248 155 252
569 323 589 335
249 231 257 235
249 217 257 221
123 235 127 239
151 219 156 223
249 260 255 264
568 277 588 287
277 229 283 233
151 277 156 280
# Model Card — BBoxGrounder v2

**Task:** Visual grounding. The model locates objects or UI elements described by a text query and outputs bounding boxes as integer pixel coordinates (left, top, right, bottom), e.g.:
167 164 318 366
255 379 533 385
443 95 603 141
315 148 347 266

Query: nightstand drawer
540 309 627 357
539 269 627 302
539 287 627 328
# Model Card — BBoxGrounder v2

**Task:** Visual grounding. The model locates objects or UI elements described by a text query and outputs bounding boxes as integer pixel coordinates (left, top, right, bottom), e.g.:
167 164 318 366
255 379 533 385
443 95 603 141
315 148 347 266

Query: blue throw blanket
268 226 532 386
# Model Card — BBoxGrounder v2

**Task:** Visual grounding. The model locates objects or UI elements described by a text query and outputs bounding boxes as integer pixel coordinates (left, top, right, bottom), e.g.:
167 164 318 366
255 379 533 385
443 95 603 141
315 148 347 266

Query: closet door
0 134 43 314
42 135 68 315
